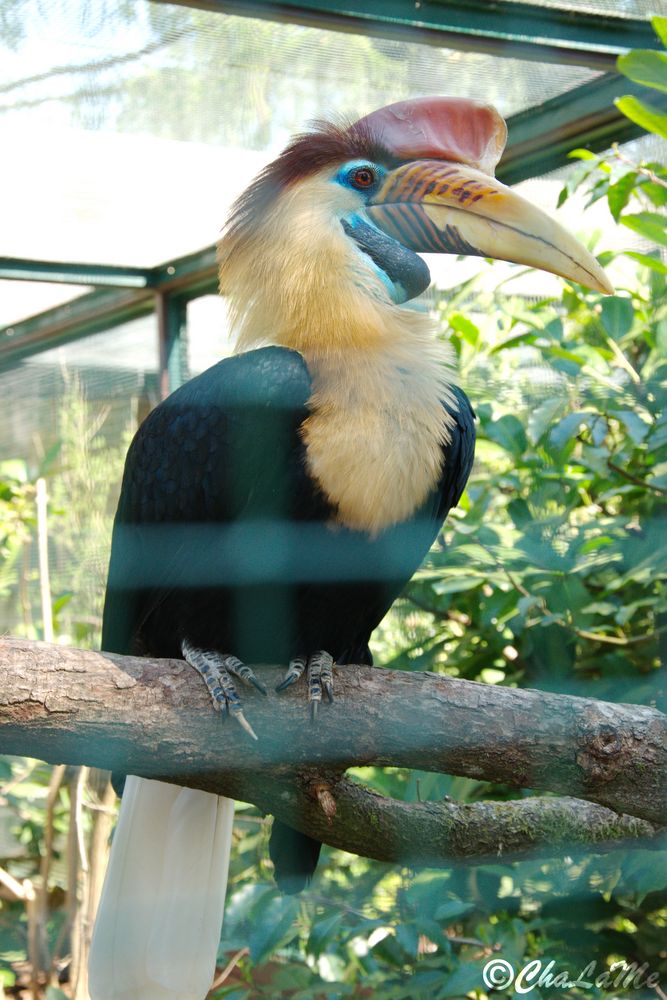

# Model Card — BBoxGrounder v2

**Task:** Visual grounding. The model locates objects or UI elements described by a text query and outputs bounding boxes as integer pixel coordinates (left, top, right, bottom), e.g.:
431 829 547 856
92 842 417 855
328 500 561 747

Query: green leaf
527 398 565 445
439 961 489 998
395 921 420 957
624 250 667 274
621 211 667 248
52 593 72 615
653 15 667 47
447 311 479 346
600 296 634 340
248 895 298 964
616 410 649 444
451 543 498 566
640 178 667 207
543 317 563 341
582 601 618 616
615 94 667 138
606 172 638 221
485 414 528 454
307 912 343 957
434 899 474 923
550 412 588 451
617 49 667 93
567 148 599 161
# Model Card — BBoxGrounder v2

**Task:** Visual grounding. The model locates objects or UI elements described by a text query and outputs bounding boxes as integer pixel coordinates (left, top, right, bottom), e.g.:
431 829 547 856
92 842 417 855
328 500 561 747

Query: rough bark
0 637 664 866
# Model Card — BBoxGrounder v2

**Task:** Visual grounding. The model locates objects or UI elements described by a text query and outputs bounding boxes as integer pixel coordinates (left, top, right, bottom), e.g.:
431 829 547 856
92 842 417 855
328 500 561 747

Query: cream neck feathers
218 173 457 534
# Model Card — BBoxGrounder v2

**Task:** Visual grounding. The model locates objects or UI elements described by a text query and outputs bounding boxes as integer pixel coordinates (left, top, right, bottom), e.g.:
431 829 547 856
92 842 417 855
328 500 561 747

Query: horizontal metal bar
3 65 661 366
500 74 667 184
156 0 660 69
0 257 153 288
0 288 154 368
0 246 217 294
0 246 220 367
151 245 218 296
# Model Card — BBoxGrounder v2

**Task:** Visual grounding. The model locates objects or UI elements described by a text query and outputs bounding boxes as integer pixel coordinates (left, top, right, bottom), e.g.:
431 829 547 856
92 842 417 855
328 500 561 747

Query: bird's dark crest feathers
223 117 402 243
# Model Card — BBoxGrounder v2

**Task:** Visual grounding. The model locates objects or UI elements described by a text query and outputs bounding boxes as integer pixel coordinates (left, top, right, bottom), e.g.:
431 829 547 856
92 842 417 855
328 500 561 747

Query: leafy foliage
2 16 667 1000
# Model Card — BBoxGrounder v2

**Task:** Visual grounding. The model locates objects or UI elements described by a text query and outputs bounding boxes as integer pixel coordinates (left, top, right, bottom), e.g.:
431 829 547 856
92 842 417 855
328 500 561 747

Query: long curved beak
366 160 613 295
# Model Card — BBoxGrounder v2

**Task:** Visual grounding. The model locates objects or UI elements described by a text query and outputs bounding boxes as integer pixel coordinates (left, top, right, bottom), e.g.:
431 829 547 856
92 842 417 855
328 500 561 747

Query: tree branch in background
0 638 664 867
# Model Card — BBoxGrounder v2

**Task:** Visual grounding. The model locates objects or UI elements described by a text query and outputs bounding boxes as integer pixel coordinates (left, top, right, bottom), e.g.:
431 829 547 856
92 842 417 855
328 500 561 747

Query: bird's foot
181 638 266 740
275 650 334 721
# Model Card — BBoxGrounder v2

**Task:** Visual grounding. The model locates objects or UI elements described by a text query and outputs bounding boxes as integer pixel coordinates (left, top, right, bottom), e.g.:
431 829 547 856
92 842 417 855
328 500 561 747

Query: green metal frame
157 293 190 395
0 247 218 379
0 258 152 288
158 0 661 70
501 75 667 184
2 0 663 387
0 69 657 377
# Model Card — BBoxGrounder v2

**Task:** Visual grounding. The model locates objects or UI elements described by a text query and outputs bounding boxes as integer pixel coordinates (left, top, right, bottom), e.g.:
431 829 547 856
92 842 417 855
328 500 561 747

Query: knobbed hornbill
89 97 611 1000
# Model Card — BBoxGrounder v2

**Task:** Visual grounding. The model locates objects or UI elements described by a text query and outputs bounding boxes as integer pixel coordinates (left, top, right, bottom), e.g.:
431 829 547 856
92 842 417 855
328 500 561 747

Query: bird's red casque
350 96 508 176
225 98 509 244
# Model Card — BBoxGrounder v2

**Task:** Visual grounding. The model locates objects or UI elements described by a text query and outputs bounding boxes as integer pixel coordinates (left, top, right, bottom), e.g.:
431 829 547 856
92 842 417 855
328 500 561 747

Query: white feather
89 776 234 1000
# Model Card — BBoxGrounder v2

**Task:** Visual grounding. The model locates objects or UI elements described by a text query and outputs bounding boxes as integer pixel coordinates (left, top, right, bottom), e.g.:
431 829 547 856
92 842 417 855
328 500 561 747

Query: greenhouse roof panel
162 0 666 67
0 0 613 273
509 0 664 15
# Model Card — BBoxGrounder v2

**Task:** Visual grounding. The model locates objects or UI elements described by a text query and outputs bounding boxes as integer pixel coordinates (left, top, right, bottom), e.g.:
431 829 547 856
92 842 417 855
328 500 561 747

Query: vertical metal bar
168 297 189 392
156 292 170 401
156 292 188 398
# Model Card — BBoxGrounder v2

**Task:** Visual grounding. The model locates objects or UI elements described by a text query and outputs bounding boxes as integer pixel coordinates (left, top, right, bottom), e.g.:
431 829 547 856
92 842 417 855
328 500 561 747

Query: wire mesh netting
0 0 602 278
0 3 666 995
508 0 666 14
0 316 159 642
1 0 663 644
0 279 92 328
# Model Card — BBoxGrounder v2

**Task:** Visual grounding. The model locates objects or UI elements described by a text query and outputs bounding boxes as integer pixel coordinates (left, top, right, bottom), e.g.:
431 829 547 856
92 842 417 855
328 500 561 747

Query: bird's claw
277 650 334 721
275 654 306 692
181 639 264 739
232 709 258 741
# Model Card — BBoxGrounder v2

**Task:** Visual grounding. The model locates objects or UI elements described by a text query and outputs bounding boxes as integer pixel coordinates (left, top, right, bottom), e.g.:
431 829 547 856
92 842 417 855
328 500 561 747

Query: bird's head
219 97 612 356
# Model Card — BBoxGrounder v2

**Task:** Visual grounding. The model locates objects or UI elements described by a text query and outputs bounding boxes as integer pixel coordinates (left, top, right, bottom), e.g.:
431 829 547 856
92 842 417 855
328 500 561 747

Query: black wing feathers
102 345 475 661
436 384 476 522
102 347 313 655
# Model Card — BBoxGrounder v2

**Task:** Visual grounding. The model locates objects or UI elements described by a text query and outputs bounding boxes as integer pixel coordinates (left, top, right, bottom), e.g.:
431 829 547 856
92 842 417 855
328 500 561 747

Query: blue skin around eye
335 161 431 304
334 160 386 195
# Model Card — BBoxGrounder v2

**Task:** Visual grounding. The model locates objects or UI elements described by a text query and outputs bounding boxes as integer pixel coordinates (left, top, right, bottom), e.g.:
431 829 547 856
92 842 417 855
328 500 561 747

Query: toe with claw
276 650 334 720
181 638 266 739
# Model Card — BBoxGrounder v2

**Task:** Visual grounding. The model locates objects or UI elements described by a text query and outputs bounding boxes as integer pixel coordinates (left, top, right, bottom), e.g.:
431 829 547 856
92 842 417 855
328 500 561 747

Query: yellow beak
367 160 613 295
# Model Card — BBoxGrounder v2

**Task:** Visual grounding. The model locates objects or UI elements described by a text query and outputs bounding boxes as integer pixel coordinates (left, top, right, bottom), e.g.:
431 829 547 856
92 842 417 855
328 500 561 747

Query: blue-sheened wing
102 346 313 655
435 384 476 522
102 343 475 663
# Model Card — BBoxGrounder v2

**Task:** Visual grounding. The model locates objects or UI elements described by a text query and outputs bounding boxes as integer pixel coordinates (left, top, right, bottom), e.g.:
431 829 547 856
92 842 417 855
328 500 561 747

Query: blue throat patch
341 212 431 304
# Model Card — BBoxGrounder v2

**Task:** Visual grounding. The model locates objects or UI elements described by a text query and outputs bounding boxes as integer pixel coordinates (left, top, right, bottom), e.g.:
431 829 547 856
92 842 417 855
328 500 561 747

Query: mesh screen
0 280 92 328
0 0 600 279
1 1 662 650
0 315 159 644
508 0 665 14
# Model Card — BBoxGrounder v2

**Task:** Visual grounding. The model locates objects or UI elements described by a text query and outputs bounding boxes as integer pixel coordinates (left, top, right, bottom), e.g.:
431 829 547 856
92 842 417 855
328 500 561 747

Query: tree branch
0 637 664 866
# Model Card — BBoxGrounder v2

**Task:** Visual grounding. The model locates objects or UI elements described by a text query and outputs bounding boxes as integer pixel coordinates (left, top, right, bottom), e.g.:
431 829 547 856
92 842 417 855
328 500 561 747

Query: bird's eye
349 166 377 190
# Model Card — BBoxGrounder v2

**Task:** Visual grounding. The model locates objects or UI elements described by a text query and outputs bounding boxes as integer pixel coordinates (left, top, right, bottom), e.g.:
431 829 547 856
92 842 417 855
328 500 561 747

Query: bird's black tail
269 820 322 894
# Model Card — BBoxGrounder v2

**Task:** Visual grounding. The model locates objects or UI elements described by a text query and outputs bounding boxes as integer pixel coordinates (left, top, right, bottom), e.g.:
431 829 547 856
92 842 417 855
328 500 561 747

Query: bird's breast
301 346 454 534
